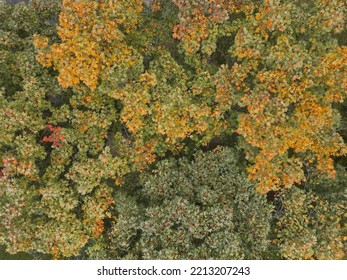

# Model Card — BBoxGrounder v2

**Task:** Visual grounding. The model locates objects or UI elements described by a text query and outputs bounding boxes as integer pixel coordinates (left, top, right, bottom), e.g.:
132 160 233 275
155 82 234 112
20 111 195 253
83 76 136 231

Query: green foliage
273 166 347 259
105 148 273 260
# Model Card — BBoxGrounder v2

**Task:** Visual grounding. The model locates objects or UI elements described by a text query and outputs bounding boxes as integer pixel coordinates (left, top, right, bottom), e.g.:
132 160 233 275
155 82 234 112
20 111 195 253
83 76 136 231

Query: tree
273 166 346 259
211 0 347 193
104 148 273 260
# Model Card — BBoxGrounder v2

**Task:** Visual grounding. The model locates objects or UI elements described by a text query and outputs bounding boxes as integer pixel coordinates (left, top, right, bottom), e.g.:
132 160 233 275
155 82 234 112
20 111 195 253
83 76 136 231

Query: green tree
273 166 346 259
104 148 273 260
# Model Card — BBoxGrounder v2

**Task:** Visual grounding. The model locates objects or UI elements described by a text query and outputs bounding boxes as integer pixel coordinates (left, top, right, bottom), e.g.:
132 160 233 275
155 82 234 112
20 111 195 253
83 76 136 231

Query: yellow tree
34 0 144 90
213 0 347 193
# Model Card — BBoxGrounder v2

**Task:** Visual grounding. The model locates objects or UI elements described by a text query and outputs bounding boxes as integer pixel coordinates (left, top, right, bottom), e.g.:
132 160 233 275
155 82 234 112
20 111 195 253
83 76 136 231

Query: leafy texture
214 0 347 193
274 167 347 259
105 148 273 260
1 0 346 259
0 1 123 258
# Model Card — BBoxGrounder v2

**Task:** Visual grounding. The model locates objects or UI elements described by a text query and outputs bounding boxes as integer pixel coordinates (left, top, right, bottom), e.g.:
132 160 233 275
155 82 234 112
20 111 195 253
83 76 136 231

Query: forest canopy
0 0 346 260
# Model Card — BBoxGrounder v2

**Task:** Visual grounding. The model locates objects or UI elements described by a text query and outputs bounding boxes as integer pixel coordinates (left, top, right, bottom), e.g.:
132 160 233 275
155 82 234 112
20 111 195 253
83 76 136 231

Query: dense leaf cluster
103 148 272 260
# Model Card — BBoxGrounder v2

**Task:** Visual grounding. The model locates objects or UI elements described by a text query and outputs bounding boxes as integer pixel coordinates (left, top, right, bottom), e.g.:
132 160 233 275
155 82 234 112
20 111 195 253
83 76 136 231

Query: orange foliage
172 0 246 54
232 1 347 193
34 0 143 90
